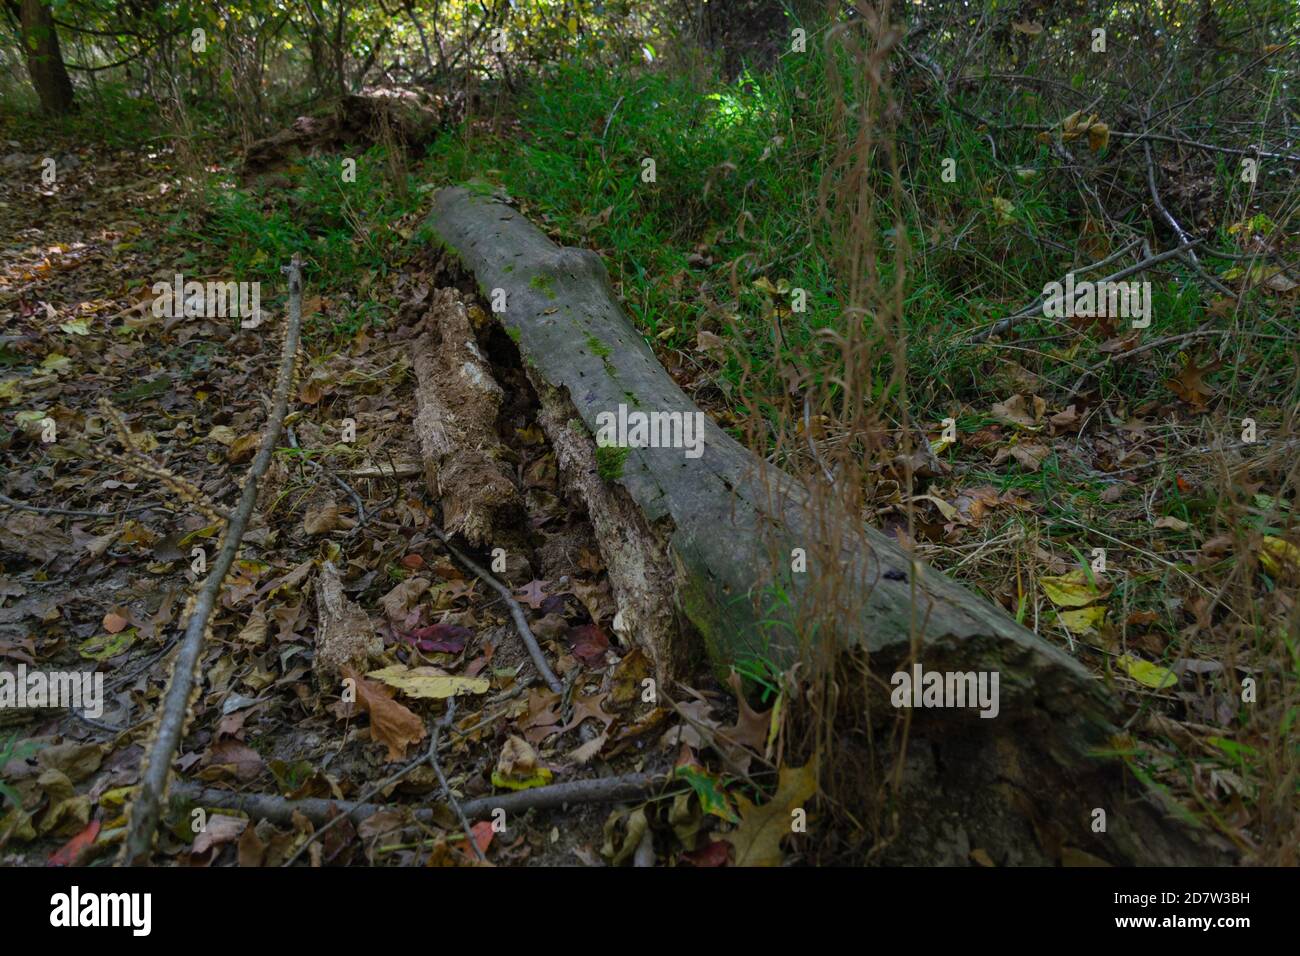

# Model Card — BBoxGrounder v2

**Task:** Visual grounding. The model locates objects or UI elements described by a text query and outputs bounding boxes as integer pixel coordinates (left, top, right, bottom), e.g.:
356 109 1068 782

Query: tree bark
19 0 76 115
423 185 1235 866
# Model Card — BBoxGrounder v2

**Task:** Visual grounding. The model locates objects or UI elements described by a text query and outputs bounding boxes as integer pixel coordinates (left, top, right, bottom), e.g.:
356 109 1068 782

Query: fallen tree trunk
424 186 1233 865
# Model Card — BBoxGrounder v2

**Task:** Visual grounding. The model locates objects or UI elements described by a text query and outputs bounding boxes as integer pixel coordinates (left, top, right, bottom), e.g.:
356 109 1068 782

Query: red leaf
400 553 425 570
403 622 472 654
49 820 101 867
514 580 550 610
470 820 494 856
682 840 729 867
567 624 610 667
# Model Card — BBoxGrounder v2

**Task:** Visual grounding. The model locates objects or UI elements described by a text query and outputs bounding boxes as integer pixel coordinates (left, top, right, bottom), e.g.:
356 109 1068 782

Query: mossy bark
424 185 1234 865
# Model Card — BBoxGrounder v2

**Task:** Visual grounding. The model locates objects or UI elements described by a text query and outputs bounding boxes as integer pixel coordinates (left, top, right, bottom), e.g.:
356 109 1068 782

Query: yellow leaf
1088 121 1110 152
41 353 72 373
366 665 489 700
207 425 237 446
1040 569 1108 607
729 762 817 866
0 379 21 404
1260 536 1300 576
491 768 553 791
60 319 91 335
1117 654 1177 690
1058 605 1107 633
990 196 1015 225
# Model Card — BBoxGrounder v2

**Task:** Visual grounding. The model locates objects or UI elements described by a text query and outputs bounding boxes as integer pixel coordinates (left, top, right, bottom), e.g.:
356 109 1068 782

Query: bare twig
121 254 305 865
281 699 478 866
0 492 158 519
286 426 369 527
428 523 563 694
968 238 1172 342
1140 132 1235 297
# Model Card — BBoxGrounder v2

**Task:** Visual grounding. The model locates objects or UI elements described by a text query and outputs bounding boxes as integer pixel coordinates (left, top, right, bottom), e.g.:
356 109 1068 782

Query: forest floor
1 72 1296 865
0 128 770 868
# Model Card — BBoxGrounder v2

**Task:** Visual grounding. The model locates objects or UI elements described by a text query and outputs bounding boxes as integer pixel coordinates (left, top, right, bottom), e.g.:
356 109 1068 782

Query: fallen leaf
343 666 427 761
1058 605 1107 633
1117 654 1177 690
1040 569 1110 607
366 665 489 700
48 820 100 866
727 763 817 866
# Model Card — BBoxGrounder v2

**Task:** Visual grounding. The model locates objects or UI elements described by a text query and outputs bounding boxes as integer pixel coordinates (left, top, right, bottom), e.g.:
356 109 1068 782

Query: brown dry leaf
727 763 817 866
1048 405 1080 433
568 732 607 765
695 329 726 358
1165 353 1223 408
303 503 351 535
378 576 430 621
991 394 1037 428
1154 515 1190 531
993 442 1050 472
343 665 427 761
101 611 129 634
227 432 260 465
192 814 248 859
725 671 772 754
1011 20 1043 35
497 735 539 777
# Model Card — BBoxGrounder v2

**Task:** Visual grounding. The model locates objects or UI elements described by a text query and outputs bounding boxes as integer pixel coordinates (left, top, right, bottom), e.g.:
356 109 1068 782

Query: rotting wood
422 185 1235 866
410 286 522 547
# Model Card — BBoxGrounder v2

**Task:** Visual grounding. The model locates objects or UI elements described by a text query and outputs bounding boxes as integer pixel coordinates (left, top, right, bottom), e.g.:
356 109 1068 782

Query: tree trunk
423 185 1235 866
19 0 75 115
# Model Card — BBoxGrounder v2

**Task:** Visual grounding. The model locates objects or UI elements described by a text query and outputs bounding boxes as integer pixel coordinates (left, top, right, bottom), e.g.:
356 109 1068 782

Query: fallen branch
424 186 1234 865
170 771 668 831
121 254 305 865
969 239 1198 343
1141 128 1234 298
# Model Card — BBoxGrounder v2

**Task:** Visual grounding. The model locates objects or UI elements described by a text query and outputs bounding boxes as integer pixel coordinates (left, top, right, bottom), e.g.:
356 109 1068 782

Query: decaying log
410 287 521 547
313 560 383 681
422 186 1234 866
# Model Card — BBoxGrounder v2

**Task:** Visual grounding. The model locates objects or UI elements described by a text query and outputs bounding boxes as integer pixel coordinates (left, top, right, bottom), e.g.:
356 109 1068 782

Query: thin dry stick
968 239 1198 342
121 254 305 865
286 426 367 523
1141 134 1234 298
429 524 563 694
281 699 481 866
0 492 158 519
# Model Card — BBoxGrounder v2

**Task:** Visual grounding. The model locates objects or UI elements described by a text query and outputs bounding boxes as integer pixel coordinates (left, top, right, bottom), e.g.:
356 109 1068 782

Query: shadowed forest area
0 0 1296 877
